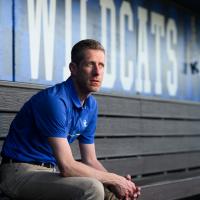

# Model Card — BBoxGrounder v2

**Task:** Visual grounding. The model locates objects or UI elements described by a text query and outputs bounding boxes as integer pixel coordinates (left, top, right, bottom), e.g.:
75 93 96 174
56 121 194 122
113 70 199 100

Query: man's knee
84 178 104 200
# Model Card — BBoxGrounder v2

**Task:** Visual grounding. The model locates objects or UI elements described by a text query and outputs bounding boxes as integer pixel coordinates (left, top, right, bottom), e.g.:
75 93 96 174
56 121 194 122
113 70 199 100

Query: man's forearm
49 137 138 198
59 159 117 186
82 158 108 172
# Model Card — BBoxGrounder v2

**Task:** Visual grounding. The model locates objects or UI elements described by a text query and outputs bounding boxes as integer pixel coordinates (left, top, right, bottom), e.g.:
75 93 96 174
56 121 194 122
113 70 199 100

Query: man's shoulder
37 81 69 100
31 81 70 108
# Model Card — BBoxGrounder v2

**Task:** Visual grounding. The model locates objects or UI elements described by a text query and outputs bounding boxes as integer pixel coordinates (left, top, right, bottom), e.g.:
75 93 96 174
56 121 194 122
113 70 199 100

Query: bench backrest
1 81 200 182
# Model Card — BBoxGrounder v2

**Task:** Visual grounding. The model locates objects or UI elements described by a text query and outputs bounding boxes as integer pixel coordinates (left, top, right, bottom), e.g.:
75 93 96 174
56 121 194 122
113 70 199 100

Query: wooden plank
96 117 141 136
0 80 46 89
0 86 40 112
0 113 15 137
95 137 200 158
1 81 200 119
96 117 200 136
136 169 200 186
140 118 200 136
100 152 200 176
95 94 141 117
0 140 4 153
1 136 200 176
1 114 200 138
139 175 200 200
0 85 141 117
71 137 200 159
1 82 200 119
1 139 200 179
141 99 200 119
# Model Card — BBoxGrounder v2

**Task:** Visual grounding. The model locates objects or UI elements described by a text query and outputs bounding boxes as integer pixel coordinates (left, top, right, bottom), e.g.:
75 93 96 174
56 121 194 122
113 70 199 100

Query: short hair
71 39 105 66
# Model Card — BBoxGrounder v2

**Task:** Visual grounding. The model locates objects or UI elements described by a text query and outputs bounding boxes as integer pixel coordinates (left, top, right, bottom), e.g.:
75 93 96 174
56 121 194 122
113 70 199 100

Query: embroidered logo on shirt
83 120 87 127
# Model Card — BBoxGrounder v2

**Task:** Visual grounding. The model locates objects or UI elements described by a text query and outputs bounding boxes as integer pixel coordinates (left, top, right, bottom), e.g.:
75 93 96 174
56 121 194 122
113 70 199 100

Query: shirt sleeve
31 94 67 138
78 103 98 144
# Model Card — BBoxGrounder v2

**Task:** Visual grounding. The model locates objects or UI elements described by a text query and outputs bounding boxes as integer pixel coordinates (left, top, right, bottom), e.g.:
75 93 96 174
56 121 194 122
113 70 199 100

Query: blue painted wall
0 0 12 81
0 0 200 101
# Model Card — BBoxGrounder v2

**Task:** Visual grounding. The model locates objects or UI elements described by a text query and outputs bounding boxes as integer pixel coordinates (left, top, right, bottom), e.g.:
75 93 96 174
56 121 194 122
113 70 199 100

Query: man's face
72 49 105 94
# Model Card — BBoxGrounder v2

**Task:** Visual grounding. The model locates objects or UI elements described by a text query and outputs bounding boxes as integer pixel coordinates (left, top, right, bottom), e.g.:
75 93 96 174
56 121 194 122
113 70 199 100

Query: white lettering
63 0 72 80
100 0 116 88
80 0 87 39
166 19 178 96
28 0 56 81
136 7 151 93
43 0 56 81
119 1 134 90
28 0 42 79
26 1 183 99
151 12 164 94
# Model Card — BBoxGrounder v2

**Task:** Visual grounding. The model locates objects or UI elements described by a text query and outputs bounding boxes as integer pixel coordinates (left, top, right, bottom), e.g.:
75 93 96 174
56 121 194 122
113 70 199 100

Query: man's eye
99 64 104 68
86 63 93 67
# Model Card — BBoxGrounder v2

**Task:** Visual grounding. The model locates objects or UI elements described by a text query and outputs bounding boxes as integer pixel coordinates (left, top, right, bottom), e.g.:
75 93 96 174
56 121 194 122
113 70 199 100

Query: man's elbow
58 160 77 177
60 170 70 177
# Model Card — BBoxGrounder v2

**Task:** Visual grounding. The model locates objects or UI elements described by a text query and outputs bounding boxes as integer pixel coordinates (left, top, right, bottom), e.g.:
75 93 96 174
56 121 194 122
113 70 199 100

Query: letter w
28 0 56 81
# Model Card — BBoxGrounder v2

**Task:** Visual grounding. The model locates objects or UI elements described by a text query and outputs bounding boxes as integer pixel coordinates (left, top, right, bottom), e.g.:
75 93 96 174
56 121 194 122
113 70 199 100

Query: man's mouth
90 80 100 86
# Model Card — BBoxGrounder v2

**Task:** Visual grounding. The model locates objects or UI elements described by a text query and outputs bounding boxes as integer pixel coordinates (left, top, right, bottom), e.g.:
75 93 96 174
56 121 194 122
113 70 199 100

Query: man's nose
92 65 101 75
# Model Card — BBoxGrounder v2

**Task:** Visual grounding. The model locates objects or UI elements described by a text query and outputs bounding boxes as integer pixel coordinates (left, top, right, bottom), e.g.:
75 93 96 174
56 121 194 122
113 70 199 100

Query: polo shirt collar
66 77 90 109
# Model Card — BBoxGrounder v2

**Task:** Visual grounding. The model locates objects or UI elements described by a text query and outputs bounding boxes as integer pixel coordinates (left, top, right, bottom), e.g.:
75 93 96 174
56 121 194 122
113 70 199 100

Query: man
0 39 140 200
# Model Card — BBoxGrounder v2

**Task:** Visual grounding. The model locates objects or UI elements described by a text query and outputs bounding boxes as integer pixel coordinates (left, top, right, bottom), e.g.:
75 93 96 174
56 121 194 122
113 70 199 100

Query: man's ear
69 62 77 76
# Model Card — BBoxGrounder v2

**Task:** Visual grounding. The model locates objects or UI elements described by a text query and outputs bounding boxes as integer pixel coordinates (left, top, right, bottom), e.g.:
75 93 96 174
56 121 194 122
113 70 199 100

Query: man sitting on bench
0 39 140 200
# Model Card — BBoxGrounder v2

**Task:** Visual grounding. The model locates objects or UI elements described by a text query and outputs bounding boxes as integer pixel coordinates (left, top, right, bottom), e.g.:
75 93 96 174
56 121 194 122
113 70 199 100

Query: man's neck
71 78 90 106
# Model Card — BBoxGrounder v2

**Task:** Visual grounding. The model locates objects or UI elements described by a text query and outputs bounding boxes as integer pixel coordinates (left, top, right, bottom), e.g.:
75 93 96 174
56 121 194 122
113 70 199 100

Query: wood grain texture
139 174 200 200
141 99 200 119
100 152 200 176
0 86 39 112
96 117 200 136
1 115 200 138
70 137 200 159
95 94 141 117
0 113 15 137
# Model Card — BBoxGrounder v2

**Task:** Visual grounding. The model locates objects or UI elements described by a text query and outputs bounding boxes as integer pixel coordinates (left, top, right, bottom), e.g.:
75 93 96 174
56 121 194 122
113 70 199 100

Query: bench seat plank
138 174 200 200
1 114 200 138
1 82 200 119
100 152 200 176
95 95 141 117
141 99 200 119
97 117 200 136
0 87 39 112
0 113 15 137
71 137 200 159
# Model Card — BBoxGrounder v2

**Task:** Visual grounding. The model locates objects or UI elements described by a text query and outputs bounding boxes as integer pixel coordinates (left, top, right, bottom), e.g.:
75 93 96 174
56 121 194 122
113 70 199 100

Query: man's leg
0 163 104 200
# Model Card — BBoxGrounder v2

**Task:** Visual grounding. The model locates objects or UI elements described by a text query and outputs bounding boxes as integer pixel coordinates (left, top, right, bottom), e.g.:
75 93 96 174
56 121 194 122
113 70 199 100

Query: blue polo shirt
1 77 98 165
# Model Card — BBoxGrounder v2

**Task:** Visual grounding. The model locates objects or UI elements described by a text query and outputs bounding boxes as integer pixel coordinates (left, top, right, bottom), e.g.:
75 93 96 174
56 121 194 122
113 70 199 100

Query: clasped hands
109 174 141 200
123 174 141 200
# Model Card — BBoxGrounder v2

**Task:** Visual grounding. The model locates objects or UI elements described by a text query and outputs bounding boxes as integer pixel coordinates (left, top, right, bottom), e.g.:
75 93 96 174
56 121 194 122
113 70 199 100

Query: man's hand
124 174 141 200
107 174 141 200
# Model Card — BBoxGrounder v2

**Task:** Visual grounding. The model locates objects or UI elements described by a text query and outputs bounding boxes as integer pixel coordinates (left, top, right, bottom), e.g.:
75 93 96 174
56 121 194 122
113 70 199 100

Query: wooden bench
1 80 200 200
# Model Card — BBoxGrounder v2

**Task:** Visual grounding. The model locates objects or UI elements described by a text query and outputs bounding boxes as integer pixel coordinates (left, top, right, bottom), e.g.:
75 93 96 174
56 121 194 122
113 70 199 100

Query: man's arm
79 143 141 198
79 143 138 182
79 143 107 172
48 137 137 199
